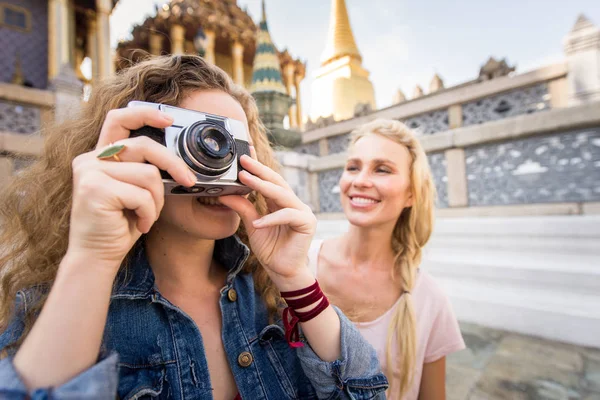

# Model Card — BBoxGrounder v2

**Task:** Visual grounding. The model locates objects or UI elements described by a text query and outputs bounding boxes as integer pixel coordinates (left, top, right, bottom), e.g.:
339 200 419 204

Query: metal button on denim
227 288 238 302
238 351 253 367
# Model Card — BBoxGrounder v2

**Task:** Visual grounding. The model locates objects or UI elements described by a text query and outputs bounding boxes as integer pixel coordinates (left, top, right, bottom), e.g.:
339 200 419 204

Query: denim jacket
0 236 388 399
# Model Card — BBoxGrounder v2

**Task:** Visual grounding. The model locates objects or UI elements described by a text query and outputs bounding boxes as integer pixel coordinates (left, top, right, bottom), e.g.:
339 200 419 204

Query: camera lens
204 137 220 152
195 127 230 158
179 122 235 177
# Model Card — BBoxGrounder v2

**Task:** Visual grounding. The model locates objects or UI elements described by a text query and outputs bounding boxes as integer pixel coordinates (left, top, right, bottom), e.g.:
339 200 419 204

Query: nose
352 169 373 188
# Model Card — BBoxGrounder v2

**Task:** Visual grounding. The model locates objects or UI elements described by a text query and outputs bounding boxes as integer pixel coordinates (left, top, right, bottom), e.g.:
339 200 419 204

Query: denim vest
0 236 388 399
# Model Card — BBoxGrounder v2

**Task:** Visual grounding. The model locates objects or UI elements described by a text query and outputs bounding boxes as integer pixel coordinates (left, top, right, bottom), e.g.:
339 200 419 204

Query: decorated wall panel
294 141 320 156
318 168 343 213
403 109 449 135
0 100 40 134
462 83 550 126
465 128 600 206
0 0 48 89
327 133 350 154
428 152 449 208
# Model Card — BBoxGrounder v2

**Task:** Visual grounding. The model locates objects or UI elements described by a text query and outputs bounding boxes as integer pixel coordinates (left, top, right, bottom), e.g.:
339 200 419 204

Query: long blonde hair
0 54 281 351
348 119 435 398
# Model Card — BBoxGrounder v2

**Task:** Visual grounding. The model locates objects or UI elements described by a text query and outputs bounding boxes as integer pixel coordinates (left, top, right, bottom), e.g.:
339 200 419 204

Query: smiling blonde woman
309 119 465 400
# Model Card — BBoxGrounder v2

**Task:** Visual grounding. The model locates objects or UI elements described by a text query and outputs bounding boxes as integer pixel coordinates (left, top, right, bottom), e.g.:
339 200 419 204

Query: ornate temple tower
115 0 306 131
309 0 376 122
249 1 294 144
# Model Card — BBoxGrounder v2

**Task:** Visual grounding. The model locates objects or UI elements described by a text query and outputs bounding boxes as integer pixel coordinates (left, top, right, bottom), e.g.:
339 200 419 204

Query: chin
187 215 240 240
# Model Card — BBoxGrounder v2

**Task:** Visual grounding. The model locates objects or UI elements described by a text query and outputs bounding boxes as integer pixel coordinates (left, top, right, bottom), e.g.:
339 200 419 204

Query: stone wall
0 0 48 89
0 99 41 134
465 127 600 206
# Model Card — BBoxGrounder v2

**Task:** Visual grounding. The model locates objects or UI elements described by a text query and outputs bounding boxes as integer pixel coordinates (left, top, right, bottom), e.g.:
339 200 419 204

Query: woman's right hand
66 106 196 274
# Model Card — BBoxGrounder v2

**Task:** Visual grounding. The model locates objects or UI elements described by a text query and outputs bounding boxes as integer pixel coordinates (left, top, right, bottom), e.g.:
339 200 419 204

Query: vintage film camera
128 101 252 197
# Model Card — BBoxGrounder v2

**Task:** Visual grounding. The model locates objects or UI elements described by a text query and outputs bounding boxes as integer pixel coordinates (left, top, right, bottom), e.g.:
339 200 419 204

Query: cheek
338 174 352 193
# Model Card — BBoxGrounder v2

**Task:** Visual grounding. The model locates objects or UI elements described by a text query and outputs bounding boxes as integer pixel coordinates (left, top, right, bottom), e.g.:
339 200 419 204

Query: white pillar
96 0 112 78
232 41 245 85
170 24 185 55
48 0 72 80
204 30 216 64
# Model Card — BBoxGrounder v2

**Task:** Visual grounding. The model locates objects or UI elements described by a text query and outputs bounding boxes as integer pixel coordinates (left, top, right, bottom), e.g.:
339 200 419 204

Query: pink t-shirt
309 240 465 400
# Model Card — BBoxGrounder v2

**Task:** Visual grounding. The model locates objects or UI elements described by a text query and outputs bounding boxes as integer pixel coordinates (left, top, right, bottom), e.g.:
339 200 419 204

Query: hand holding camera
66 106 196 274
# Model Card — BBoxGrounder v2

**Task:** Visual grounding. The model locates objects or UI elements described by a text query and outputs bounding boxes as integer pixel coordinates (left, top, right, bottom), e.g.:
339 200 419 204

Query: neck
341 221 397 271
145 221 224 295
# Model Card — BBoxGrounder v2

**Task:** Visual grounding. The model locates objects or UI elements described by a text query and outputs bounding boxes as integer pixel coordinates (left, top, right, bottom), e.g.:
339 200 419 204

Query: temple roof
250 0 286 94
115 0 305 76
320 0 362 66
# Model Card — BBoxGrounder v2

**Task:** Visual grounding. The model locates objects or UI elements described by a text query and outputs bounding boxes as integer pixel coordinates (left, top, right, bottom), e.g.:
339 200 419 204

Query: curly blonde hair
0 54 281 351
348 119 436 399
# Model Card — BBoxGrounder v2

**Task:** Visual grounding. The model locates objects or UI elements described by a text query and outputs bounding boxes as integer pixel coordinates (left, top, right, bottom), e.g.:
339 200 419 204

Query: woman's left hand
219 150 317 288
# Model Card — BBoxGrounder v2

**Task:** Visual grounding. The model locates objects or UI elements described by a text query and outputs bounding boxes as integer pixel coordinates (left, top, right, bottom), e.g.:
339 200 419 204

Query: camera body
127 101 252 197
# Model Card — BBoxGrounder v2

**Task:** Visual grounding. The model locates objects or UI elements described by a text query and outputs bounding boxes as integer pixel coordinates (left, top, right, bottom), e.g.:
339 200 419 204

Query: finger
238 170 303 210
218 195 261 235
97 107 174 149
98 162 165 218
240 154 289 189
97 136 196 187
249 145 257 161
107 180 158 234
253 208 316 235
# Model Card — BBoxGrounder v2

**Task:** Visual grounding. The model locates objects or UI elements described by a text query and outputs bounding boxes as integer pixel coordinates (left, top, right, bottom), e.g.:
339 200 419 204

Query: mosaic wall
328 134 350 154
462 83 550 126
318 168 343 213
402 109 450 135
428 152 449 208
293 141 320 156
0 100 40 134
466 127 600 206
0 0 48 89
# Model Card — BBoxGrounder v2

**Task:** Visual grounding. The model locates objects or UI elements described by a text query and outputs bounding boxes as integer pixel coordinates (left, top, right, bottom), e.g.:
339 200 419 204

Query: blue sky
110 0 600 117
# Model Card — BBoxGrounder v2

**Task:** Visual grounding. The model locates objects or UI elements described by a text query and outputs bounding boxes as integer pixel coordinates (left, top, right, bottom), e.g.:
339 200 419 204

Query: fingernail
188 170 197 184
160 112 174 123
253 218 263 227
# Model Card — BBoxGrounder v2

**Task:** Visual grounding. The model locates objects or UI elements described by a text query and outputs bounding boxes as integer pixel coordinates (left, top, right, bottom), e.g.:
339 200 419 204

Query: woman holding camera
308 120 464 400
0 55 387 399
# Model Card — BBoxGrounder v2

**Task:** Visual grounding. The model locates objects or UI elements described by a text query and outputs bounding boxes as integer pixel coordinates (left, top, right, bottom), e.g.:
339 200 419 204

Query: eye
376 167 391 173
345 165 359 172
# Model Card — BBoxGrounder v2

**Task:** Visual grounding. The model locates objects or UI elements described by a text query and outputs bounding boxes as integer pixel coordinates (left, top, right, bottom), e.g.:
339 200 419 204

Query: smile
349 196 381 205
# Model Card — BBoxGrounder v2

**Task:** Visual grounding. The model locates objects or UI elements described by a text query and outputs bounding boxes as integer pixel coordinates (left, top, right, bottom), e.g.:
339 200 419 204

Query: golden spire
320 0 362 66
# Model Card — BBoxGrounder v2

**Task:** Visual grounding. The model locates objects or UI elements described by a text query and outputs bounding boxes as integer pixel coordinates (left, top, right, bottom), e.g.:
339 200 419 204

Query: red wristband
281 280 329 348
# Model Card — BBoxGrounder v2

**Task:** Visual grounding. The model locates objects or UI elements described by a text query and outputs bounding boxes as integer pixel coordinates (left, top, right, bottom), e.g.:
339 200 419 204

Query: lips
196 197 231 210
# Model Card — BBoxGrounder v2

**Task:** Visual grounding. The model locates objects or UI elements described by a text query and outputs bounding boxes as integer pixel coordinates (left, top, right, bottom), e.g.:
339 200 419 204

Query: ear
405 191 414 208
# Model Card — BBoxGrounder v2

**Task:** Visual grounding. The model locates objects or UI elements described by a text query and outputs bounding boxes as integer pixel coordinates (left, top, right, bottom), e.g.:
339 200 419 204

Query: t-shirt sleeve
423 292 465 363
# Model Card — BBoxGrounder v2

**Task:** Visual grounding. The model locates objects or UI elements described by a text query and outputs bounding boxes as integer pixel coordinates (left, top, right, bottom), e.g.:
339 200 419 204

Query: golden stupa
309 0 376 122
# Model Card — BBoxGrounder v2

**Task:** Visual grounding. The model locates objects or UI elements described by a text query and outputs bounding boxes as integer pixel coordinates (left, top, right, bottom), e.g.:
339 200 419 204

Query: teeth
197 196 222 206
351 197 378 204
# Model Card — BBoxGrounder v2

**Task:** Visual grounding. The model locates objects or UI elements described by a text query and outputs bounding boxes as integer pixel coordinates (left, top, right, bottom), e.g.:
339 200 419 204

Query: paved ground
446 323 600 400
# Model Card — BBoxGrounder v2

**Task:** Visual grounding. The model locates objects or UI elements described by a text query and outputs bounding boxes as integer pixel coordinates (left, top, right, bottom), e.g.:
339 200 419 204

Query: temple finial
320 0 361 65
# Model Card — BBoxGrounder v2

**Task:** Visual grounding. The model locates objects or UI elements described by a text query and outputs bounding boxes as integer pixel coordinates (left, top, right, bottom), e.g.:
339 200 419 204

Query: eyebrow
346 157 397 165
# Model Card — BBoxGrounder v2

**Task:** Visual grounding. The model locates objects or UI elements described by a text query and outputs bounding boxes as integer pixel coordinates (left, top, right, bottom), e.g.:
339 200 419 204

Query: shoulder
414 270 454 317
416 270 447 301
307 239 324 276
